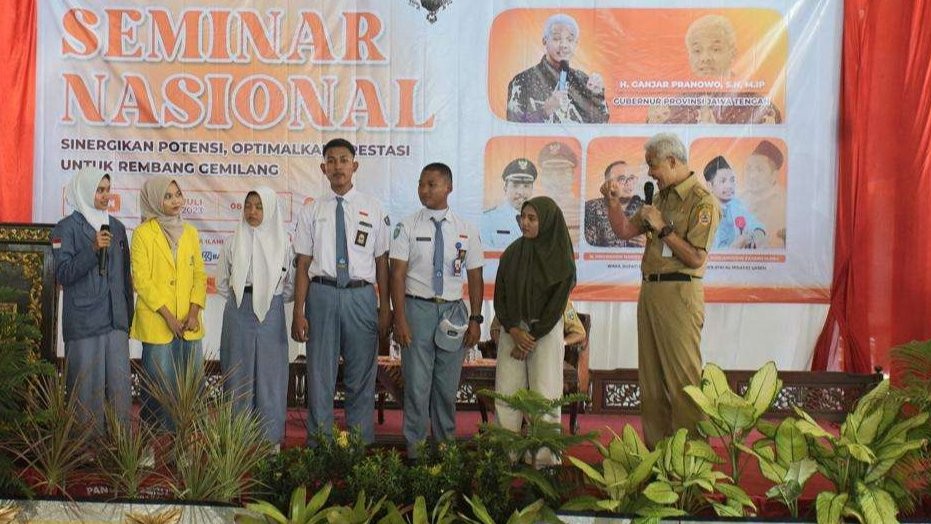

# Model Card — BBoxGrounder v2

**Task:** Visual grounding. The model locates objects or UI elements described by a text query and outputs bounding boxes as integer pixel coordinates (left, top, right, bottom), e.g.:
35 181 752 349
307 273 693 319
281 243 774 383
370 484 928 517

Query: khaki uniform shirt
630 173 720 278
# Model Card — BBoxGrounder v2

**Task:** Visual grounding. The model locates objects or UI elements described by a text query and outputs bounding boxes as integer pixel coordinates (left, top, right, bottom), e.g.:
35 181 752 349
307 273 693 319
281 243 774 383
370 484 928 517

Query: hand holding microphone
96 224 111 276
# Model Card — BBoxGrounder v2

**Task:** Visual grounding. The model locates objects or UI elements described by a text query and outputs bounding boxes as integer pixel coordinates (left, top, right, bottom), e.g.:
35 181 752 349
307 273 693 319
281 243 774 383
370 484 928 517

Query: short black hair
422 162 452 182
603 160 628 179
322 138 356 157
703 155 731 182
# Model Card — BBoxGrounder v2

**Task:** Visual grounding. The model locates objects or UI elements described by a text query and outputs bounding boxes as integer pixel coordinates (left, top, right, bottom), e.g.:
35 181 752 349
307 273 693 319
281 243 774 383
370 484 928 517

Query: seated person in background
490 300 585 347
584 160 645 247
490 300 589 399
704 156 767 249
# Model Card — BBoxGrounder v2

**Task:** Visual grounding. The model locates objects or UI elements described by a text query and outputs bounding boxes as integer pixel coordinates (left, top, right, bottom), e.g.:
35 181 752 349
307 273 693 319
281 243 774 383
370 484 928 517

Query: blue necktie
432 217 444 296
335 197 349 288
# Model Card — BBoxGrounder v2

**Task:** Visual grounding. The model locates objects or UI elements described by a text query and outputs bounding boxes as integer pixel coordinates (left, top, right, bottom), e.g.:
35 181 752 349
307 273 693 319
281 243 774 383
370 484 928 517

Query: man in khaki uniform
599 133 720 448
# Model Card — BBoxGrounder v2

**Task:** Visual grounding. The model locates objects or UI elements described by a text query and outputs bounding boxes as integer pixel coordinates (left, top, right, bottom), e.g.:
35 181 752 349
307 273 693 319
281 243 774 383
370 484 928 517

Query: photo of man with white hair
506 13 609 124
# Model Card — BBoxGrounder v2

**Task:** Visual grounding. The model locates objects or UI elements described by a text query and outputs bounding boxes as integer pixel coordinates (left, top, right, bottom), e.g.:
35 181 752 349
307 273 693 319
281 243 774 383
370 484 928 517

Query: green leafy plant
378 490 457 524
463 437 515 522
684 361 782 483
890 339 931 414
10 371 93 496
737 418 817 518
140 355 209 459
236 483 336 524
0 285 54 496
252 447 317 511
172 397 273 502
562 424 681 520
459 495 558 524
793 379 928 524
645 428 755 518
323 490 386 523
94 404 159 499
347 449 407 508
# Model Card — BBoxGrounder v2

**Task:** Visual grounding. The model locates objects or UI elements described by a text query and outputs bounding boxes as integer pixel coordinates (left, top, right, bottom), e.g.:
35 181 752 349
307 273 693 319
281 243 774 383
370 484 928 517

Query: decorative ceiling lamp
407 0 452 23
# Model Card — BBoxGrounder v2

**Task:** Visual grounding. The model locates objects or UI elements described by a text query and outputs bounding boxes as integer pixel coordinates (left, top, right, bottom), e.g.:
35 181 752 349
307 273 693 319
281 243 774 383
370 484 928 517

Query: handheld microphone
735 216 746 235
558 60 569 91
98 224 110 276
644 182 655 205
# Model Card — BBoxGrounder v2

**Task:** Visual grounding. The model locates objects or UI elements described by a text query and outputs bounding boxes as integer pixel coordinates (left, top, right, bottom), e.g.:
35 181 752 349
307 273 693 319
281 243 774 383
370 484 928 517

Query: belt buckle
434 297 448 304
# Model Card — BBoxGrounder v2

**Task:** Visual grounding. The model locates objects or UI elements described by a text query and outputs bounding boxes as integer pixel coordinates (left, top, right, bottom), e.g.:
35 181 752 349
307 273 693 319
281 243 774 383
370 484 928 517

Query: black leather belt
643 272 701 282
406 294 455 304
311 276 370 288
243 285 253 293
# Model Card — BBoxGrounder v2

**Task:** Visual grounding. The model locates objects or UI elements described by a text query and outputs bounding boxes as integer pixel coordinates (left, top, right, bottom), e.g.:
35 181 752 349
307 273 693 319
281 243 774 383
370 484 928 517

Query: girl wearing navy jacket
51 167 133 434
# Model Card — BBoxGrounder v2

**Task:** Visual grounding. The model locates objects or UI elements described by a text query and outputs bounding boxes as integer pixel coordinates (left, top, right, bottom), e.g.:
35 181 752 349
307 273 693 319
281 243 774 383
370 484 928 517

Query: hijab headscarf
498 196 575 323
139 175 184 251
65 167 110 232
229 187 287 322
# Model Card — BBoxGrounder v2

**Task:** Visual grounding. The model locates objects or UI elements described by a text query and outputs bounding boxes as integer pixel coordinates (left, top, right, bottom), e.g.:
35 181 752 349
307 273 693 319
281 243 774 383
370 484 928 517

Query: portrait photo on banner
488 8 788 125
690 137 788 252
481 137 583 252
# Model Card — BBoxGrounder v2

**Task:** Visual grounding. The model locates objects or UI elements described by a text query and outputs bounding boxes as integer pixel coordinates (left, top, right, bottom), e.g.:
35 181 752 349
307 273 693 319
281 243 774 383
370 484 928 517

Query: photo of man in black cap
481 158 538 249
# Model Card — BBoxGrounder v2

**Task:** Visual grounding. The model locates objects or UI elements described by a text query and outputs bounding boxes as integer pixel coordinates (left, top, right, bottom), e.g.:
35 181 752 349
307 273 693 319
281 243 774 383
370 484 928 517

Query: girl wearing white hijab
51 166 133 435
216 187 294 445
130 176 207 430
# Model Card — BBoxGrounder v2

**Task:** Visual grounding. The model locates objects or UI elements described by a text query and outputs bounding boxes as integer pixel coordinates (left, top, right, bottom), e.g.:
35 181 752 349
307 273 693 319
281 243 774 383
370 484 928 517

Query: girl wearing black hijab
493 196 576 464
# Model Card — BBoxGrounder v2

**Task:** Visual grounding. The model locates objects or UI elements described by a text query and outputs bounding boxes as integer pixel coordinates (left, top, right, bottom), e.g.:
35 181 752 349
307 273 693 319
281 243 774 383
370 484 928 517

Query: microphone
98 224 110 276
644 182 655 205
735 216 746 235
558 60 569 91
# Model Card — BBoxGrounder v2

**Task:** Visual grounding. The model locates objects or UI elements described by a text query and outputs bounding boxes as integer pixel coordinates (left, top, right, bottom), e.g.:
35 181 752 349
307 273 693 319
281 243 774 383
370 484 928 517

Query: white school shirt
293 187 389 283
390 207 484 301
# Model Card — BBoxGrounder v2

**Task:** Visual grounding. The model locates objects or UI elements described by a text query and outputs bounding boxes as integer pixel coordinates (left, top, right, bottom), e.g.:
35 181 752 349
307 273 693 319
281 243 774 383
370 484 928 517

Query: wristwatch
469 314 484 325
658 224 675 239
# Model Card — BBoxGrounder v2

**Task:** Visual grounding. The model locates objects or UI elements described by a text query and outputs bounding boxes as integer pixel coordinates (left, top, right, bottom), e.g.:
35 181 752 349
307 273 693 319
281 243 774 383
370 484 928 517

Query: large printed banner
33 1 841 303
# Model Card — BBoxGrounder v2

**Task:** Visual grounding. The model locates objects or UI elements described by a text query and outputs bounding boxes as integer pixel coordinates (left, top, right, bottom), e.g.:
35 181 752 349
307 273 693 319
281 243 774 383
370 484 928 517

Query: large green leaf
716 391 756 432
737 442 785 484
567 455 605 485
845 442 877 464
643 481 678 504
622 424 649 456
717 482 755 509
775 418 809 464
559 495 604 512
815 491 848 524
796 418 834 440
683 385 718 419
628 449 661 486
700 363 732 403
744 361 781 418
686 439 722 464
785 459 818 486
757 419 779 439
880 412 928 445
853 401 886 445
855 482 898 524
666 429 688 473
864 439 927 484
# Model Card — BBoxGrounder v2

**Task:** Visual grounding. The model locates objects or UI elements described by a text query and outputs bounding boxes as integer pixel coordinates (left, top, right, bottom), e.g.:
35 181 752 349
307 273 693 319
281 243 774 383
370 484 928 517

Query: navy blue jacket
52 212 134 342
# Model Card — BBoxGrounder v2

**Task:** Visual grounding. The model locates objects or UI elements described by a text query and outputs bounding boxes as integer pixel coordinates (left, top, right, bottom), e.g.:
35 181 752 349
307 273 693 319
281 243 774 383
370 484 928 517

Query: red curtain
813 0 931 373
0 0 36 222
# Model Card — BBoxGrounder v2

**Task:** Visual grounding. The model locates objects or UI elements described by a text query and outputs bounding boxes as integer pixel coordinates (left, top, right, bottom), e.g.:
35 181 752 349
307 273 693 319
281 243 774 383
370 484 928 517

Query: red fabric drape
0 0 36 222
813 0 931 373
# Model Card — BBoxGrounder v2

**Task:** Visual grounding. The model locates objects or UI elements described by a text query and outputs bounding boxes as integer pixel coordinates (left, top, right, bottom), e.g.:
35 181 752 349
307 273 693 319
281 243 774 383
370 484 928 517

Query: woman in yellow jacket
131 175 207 430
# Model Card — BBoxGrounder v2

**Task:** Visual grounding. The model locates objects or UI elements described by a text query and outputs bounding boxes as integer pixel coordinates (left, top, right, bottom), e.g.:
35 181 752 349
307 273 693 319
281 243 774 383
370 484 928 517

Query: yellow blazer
130 219 207 343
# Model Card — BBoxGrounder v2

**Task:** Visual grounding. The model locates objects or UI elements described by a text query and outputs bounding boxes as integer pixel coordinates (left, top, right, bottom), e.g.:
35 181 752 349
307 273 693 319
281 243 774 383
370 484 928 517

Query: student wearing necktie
389 163 485 458
291 139 391 445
